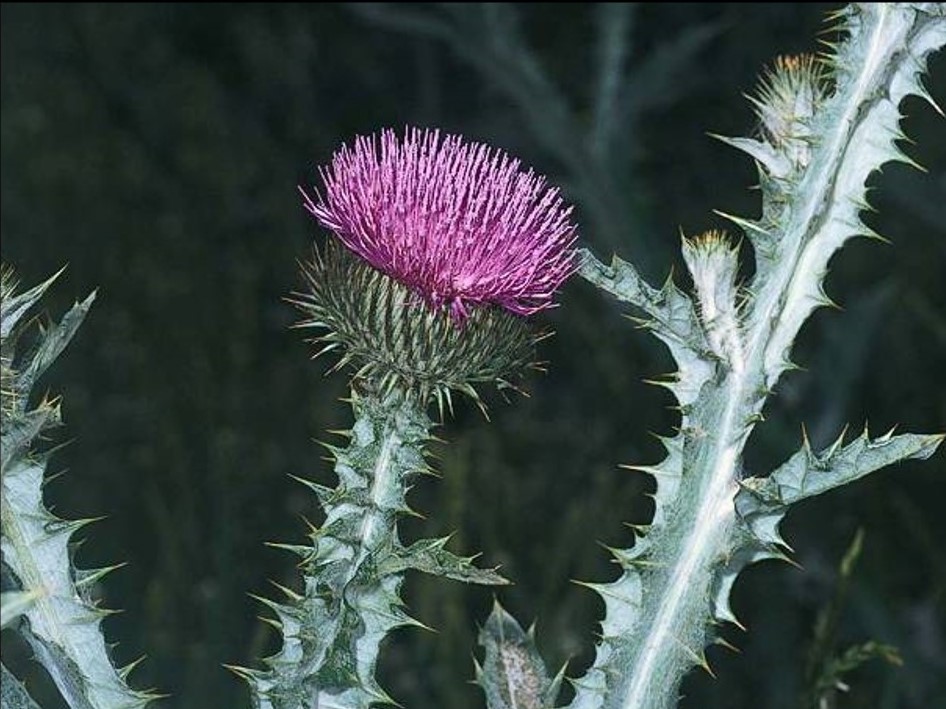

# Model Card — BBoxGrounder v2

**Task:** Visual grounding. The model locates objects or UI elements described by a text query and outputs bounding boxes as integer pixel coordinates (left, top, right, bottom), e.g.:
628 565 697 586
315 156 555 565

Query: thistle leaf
740 428 943 512
380 536 510 585
1 269 155 708
709 430 945 632
476 601 563 709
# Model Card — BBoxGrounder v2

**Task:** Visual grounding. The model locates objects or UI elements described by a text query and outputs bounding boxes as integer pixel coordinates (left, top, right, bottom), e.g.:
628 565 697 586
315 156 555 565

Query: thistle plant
472 4 945 709
0 267 156 708
230 127 577 708
1 4 942 709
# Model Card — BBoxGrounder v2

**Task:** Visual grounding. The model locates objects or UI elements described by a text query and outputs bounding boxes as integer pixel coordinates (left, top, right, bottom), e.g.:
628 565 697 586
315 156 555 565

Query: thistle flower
300 127 577 323
752 54 828 168
292 127 578 407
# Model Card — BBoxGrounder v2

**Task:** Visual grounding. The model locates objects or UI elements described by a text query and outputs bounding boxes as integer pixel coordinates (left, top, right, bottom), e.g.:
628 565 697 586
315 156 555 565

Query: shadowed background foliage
2 3 944 708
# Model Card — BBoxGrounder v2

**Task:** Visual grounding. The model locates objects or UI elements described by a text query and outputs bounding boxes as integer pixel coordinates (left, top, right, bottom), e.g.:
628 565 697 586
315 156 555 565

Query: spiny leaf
739 428 943 513
0 266 63 341
577 249 705 358
476 601 563 709
1 270 152 708
577 248 716 411
380 536 510 585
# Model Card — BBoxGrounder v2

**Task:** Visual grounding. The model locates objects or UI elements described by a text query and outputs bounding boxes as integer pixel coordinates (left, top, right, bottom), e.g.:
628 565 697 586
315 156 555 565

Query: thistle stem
566 6 946 709
244 387 436 709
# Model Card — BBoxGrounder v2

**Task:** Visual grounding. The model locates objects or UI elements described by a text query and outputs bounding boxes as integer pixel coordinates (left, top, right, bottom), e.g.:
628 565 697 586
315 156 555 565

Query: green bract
290 239 538 412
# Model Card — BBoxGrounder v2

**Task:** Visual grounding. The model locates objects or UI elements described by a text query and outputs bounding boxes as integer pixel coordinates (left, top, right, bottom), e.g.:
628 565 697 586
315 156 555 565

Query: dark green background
2 3 944 708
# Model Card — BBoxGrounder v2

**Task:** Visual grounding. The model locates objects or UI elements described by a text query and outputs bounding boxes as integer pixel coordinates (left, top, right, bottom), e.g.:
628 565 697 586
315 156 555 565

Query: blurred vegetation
1 3 943 708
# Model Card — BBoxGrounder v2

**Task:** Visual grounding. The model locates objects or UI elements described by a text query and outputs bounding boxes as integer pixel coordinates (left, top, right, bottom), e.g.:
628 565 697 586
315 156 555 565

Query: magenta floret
301 127 577 323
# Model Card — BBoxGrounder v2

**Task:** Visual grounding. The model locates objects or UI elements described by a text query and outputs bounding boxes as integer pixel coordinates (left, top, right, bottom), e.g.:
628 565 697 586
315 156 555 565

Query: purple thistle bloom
301 127 578 323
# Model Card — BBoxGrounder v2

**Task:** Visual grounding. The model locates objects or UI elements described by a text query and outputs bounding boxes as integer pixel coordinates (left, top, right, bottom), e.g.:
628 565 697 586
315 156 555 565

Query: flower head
291 241 535 409
301 127 577 323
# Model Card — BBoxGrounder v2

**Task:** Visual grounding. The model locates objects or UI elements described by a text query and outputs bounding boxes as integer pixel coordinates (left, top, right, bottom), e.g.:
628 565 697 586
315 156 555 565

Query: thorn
859 224 891 244
472 656 484 684
715 636 742 654
569 578 602 593
223 663 260 681
119 655 147 681
619 463 681 480
263 541 313 560
259 615 282 631
713 209 772 237
314 438 344 456
816 288 841 311
93 605 124 618
287 473 334 502
876 425 898 444
400 504 427 520
800 423 812 454
43 468 71 486
602 543 663 569
399 611 436 634
268 579 303 603
825 425 849 458
893 148 927 173
622 522 651 535
915 81 944 117
727 612 748 633
75 562 128 588
779 551 803 570
248 593 289 618
299 514 320 537
673 636 716 678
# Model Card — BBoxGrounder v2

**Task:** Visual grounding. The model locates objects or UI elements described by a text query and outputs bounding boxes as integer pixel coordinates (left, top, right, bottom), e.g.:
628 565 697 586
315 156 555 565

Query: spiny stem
241 386 505 708
566 5 946 709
